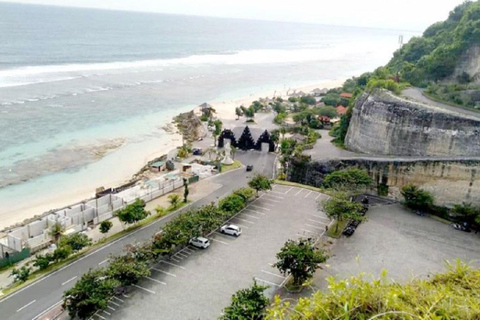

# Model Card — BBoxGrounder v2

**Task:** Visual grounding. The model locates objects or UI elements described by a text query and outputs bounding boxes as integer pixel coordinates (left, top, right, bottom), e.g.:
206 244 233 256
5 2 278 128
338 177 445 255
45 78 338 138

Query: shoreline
0 77 346 232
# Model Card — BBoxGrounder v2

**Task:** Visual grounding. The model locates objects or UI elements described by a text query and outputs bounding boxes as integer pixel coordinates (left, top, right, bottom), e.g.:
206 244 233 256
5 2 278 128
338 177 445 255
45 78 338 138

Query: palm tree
49 222 64 243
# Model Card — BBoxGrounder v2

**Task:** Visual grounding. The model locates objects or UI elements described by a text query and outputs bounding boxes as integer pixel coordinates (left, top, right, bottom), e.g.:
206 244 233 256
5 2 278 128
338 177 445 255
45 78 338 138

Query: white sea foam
0 46 369 88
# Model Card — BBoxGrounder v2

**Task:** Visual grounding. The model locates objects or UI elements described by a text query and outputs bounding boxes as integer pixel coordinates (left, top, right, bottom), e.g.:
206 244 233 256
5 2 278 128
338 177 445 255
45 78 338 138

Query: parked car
348 219 361 228
452 223 471 232
246 165 253 172
220 224 242 237
192 148 203 155
189 237 211 249
343 226 355 237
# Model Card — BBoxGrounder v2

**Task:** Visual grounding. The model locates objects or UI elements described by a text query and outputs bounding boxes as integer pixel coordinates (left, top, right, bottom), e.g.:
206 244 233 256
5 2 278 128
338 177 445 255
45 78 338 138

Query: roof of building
150 160 166 168
319 116 331 122
340 92 353 99
336 105 348 115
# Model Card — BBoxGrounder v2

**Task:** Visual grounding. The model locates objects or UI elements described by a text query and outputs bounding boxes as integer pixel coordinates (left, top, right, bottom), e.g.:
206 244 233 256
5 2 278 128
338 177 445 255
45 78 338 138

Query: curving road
402 87 480 119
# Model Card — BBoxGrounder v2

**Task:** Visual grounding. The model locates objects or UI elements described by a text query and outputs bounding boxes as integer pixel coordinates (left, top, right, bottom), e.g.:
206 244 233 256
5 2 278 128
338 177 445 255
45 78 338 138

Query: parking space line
250 205 270 211
146 276 167 285
188 245 200 250
151 267 177 277
184 248 195 254
300 228 317 233
254 277 281 287
242 213 260 219
113 296 124 302
95 312 106 320
171 257 182 263
315 193 322 200
107 305 115 311
103 310 111 316
308 214 330 220
233 217 255 224
244 209 265 215
261 198 281 203
285 187 293 194
294 189 303 196
160 260 186 270
133 284 156 294
264 194 284 200
259 202 275 207
211 238 230 245
268 263 274 267
306 224 324 230
122 293 130 298
61 276 77 286
16 300 36 313
304 191 312 198
307 218 327 224
109 300 121 307
261 270 286 279
270 190 286 195
176 252 189 258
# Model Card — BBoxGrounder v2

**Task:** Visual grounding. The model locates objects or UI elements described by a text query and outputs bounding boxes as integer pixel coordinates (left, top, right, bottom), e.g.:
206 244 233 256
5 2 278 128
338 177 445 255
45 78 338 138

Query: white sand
0 78 345 231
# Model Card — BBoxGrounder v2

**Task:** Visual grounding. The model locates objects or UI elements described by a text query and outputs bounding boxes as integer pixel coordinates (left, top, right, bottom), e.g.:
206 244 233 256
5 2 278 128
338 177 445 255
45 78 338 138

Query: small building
311 88 328 97
150 160 166 172
336 105 348 115
340 92 353 99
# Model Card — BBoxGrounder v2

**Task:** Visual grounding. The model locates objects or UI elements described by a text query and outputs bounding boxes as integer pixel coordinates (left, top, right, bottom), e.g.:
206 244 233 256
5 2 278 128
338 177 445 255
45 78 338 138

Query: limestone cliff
174 110 206 142
451 43 480 83
345 90 480 157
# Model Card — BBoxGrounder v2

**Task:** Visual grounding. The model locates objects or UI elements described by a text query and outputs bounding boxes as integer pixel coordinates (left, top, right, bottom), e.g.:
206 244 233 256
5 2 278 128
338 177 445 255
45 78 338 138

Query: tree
168 194 180 209
322 193 364 232
117 199 149 225
221 280 269 320
248 174 272 197
235 107 243 120
183 178 189 203
49 222 64 243
33 254 53 270
63 268 119 319
10 266 31 282
60 233 91 252
452 202 479 225
323 168 372 192
401 184 434 211
273 238 328 286
107 255 151 287
213 119 223 146
99 220 113 235
53 245 72 262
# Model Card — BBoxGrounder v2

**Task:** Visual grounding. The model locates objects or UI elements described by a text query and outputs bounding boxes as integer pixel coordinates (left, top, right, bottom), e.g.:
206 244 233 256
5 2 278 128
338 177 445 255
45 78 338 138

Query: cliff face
451 43 480 83
345 90 480 156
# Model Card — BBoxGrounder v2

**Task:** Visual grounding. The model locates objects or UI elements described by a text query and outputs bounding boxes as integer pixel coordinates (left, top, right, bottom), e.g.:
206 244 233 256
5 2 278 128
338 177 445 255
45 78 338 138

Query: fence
0 248 30 269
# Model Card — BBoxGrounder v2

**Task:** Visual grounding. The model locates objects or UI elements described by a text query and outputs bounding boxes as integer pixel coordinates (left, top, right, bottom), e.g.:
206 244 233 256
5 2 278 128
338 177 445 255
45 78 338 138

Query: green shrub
400 184 434 211
60 233 91 252
233 187 255 202
219 194 246 214
323 168 372 192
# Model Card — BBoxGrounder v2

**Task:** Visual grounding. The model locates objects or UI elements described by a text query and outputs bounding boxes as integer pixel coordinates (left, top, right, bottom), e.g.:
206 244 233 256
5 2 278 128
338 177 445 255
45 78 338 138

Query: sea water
0 2 417 228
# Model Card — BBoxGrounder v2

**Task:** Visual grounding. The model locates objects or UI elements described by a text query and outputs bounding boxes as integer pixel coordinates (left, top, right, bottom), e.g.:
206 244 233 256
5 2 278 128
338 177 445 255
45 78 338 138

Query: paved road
402 88 480 119
0 151 275 320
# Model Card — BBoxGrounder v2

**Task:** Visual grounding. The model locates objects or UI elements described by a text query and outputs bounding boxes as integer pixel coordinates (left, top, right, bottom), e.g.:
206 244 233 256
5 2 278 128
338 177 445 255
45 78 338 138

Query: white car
220 224 242 237
189 237 210 249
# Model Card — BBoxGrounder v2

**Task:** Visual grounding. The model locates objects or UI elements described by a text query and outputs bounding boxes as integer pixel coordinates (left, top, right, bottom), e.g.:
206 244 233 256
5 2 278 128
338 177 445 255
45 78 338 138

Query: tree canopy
117 199 149 225
248 174 272 196
221 280 269 320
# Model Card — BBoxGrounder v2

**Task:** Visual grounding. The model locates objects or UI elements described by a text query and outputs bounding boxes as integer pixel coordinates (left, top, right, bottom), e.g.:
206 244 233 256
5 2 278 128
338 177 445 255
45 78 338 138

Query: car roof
196 237 209 241
224 224 240 229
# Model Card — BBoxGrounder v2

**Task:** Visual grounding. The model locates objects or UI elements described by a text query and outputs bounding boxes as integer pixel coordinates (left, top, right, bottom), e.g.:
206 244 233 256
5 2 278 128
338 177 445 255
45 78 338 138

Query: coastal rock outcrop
345 90 480 157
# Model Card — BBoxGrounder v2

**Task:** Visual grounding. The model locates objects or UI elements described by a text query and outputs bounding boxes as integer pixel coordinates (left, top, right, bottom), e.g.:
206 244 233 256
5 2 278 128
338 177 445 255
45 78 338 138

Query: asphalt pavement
0 151 275 320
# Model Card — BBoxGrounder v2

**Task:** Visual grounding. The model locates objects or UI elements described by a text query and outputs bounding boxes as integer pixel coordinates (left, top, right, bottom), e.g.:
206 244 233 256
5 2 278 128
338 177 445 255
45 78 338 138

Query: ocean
0 2 417 228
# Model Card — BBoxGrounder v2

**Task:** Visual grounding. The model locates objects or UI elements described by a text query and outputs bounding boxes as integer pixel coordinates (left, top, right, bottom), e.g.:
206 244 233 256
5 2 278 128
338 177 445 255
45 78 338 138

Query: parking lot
315 203 480 289
88 185 331 320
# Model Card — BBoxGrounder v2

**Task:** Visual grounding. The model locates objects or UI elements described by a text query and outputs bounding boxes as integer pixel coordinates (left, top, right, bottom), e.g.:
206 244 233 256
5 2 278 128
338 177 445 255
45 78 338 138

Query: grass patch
0 200 191 298
221 160 242 173
326 219 349 238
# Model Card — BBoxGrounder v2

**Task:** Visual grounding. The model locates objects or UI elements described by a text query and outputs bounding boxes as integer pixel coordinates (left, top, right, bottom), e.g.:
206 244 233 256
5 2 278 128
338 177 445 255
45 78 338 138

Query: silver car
189 237 210 249
220 224 242 237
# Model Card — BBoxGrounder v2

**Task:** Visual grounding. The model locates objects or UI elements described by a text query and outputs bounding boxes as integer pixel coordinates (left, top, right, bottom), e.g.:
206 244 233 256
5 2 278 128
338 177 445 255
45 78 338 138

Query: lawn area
221 160 242 173
326 219 349 238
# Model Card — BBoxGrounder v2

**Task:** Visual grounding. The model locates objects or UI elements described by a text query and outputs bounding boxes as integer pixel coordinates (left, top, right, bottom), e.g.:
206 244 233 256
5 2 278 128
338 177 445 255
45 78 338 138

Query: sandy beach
0 78 345 231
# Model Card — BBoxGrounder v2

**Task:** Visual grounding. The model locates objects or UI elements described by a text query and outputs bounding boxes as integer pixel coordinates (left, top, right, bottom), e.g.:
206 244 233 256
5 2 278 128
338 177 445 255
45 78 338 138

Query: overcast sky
2 0 466 30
